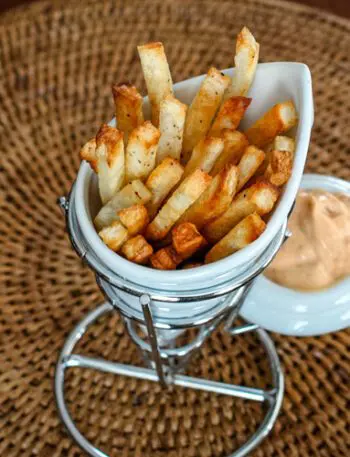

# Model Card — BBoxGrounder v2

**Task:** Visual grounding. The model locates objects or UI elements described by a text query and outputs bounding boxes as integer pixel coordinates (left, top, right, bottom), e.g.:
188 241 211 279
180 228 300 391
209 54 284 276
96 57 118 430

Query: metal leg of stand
125 312 225 375
224 280 255 332
55 302 284 457
139 294 168 387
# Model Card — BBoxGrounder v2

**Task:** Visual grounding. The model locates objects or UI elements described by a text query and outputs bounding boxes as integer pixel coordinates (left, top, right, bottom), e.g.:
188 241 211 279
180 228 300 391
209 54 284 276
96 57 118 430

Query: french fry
137 42 173 126
157 95 187 164
150 224 206 269
264 150 293 187
261 136 295 186
150 246 183 270
237 145 265 191
245 101 298 148
94 180 152 231
268 136 295 154
112 84 144 141
203 180 279 243
209 96 251 137
125 121 160 181
211 130 249 175
95 125 125 204
99 221 129 252
182 137 224 179
145 157 184 219
182 262 203 269
145 169 212 241
118 204 149 236
176 165 238 231
205 213 266 263
172 222 206 259
182 67 230 163
121 235 153 264
224 27 259 99
79 138 97 171
259 136 295 175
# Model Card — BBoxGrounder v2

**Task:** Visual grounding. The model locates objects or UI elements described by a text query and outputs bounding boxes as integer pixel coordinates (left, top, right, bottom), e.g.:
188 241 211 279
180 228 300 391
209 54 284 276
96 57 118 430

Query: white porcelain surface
240 174 350 336
75 62 313 299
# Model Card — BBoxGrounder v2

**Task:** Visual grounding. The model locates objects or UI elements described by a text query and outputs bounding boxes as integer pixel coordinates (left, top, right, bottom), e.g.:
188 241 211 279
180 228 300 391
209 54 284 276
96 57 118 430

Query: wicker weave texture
0 1 349 456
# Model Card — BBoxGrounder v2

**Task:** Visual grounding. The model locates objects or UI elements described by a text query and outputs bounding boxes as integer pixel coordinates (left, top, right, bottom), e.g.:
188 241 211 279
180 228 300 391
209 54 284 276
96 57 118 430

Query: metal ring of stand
54 193 286 457
55 301 284 457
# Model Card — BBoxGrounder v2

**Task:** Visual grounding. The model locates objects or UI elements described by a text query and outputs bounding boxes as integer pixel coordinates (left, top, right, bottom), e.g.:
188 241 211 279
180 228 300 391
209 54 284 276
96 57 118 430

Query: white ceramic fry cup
72 62 313 325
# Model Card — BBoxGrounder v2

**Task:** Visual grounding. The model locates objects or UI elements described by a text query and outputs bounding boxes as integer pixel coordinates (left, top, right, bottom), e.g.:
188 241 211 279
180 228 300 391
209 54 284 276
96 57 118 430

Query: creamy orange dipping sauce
265 190 350 291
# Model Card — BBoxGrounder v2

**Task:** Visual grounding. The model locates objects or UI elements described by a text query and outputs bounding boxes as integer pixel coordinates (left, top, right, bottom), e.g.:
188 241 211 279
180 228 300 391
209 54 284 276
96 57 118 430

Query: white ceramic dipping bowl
72 62 313 325
241 174 350 336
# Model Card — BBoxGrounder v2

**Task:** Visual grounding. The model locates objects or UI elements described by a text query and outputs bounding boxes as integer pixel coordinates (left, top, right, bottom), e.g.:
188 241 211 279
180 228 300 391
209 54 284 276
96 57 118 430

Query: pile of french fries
80 27 298 269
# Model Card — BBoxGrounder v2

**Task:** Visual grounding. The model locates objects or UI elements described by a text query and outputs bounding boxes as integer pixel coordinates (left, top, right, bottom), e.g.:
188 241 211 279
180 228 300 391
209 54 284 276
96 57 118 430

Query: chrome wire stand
55 192 287 457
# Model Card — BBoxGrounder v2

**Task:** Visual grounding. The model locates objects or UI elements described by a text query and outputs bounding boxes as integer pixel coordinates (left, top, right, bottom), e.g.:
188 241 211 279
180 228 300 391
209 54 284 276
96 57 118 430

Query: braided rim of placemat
0 1 349 456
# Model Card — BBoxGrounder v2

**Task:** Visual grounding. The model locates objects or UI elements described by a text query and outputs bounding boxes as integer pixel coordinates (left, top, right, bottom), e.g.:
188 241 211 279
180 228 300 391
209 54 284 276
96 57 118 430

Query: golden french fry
245 101 298 148
137 42 173 126
150 246 183 270
264 150 293 187
125 121 160 181
118 204 149 236
80 138 97 171
262 136 295 186
145 157 184 219
182 262 203 269
112 84 144 141
176 165 238 231
99 221 129 252
145 169 212 241
95 125 125 204
157 95 187 164
94 180 152 231
268 136 295 154
211 130 249 175
121 235 153 264
150 223 207 269
183 137 224 179
182 67 230 163
205 213 266 263
224 27 260 99
259 136 295 175
203 180 279 243
209 96 251 137
172 222 206 258
237 145 265 191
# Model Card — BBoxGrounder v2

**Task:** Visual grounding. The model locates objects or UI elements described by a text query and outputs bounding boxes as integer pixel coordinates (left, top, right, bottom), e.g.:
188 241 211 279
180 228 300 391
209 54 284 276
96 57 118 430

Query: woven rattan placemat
0 0 349 456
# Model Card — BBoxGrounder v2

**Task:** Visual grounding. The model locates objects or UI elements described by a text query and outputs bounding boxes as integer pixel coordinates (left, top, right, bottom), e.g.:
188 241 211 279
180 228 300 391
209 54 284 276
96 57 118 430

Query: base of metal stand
55 302 284 457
